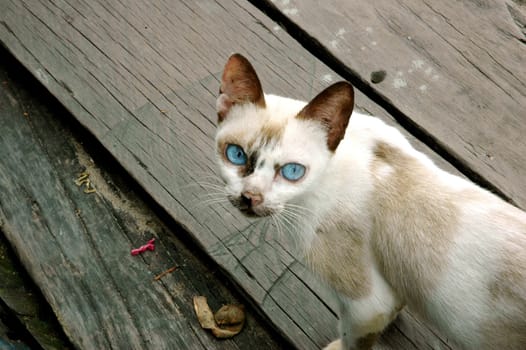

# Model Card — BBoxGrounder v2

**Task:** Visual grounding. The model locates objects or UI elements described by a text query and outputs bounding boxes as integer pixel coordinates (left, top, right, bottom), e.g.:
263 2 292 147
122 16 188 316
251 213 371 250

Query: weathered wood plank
0 298 33 350
0 234 73 350
0 49 287 350
0 0 467 348
0 61 74 350
258 0 526 208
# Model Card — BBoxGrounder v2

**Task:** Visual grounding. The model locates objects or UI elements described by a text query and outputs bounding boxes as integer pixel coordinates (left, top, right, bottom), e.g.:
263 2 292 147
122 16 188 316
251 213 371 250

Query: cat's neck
290 111 444 252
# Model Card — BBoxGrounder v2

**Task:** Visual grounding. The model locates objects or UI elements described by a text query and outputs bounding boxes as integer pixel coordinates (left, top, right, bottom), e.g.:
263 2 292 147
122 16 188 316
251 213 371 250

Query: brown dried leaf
211 325 243 339
214 304 245 327
193 296 216 330
193 296 245 338
213 304 245 338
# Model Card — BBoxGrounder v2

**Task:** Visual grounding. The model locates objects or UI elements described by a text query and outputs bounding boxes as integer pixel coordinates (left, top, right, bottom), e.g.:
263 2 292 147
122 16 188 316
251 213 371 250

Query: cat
213 53 526 350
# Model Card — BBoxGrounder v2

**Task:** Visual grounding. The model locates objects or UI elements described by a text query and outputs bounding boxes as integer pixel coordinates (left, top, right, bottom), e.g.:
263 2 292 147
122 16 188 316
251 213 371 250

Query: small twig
154 266 178 281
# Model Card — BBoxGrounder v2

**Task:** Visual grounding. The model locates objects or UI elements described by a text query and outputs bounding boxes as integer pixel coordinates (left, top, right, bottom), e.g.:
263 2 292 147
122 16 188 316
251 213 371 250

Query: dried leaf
215 304 245 328
193 296 216 330
211 325 243 339
193 296 245 338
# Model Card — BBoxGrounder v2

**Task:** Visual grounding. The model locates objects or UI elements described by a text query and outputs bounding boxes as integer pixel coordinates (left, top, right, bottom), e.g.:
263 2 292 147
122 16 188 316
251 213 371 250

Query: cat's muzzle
228 193 272 217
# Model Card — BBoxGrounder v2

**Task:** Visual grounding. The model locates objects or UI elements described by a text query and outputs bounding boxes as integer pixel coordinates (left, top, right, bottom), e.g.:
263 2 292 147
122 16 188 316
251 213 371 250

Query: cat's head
215 53 354 217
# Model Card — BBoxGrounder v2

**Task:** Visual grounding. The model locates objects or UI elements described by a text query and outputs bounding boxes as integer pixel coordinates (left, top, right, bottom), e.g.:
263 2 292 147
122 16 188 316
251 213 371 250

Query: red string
131 238 156 256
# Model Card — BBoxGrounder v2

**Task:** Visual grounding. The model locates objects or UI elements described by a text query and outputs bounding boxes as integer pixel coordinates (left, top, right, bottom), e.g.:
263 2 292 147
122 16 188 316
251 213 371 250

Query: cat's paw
322 339 342 350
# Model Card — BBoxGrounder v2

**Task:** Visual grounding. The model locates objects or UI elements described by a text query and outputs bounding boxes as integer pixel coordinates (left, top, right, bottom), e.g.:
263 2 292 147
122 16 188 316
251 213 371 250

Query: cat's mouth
228 195 274 217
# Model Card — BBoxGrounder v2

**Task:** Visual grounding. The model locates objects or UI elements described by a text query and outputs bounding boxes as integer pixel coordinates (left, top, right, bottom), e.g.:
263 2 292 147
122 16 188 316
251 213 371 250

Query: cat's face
216 101 331 216
215 54 354 217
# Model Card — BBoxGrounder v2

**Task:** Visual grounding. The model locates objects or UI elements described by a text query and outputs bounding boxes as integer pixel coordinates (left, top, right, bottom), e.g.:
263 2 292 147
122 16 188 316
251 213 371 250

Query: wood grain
258 0 526 208
0 0 494 348
0 48 286 350
0 234 72 350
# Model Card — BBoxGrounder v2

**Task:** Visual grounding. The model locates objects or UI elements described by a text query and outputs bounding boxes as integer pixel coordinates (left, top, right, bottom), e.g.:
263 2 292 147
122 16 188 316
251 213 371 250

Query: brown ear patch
297 81 354 151
218 53 265 122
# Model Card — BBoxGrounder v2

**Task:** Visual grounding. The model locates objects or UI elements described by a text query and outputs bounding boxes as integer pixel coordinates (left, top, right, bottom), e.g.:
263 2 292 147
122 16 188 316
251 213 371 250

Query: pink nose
242 191 263 207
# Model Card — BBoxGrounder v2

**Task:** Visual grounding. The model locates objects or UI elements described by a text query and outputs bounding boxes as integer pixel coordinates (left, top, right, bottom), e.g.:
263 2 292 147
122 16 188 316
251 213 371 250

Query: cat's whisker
196 189 227 198
199 191 228 199
270 213 285 242
186 170 222 179
190 196 231 210
277 211 300 244
284 203 315 217
182 175 224 190
200 197 230 206
258 218 273 245
190 182 226 192
193 177 223 185
282 208 306 222
281 209 309 229
198 182 225 190
246 218 263 243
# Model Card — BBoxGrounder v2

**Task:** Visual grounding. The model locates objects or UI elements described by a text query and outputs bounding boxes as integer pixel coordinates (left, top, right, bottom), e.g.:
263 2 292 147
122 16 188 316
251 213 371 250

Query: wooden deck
0 48 286 350
0 0 524 349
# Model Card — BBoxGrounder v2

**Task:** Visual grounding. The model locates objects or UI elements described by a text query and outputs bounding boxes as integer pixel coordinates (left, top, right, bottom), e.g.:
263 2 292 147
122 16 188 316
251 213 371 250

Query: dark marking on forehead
240 151 258 177
240 122 284 177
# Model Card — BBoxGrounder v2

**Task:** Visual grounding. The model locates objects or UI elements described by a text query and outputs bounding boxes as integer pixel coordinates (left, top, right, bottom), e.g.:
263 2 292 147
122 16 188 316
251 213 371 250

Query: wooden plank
0 50 287 350
0 233 73 350
0 300 33 350
256 0 526 208
0 0 464 348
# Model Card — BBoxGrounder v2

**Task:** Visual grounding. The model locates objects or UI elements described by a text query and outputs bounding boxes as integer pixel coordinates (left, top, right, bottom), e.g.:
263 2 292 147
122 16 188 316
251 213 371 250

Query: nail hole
370 70 387 84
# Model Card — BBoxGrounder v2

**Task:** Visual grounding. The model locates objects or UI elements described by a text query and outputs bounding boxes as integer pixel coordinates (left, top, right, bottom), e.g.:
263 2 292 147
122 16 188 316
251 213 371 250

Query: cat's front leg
323 298 382 350
324 272 403 350
323 334 379 350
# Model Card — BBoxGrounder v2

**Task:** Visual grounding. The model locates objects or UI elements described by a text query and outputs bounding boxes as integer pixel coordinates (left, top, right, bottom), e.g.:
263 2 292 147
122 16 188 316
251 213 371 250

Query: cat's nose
241 191 263 207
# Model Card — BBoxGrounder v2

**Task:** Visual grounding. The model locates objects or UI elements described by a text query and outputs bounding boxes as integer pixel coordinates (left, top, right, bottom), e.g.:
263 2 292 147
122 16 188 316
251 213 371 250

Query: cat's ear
217 53 266 123
297 81 354 151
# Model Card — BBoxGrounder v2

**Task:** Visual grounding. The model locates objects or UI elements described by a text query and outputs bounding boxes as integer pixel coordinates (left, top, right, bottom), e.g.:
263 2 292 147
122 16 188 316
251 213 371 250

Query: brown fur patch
307 221 371 299
482 321 526 349
483 230 526 348
259 121 285 145
355 332 379 350
370 142 459 309
488 253 525 303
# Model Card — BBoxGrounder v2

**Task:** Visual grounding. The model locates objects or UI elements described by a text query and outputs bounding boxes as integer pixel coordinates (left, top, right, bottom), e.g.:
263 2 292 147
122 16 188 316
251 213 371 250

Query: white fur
216 93 526 350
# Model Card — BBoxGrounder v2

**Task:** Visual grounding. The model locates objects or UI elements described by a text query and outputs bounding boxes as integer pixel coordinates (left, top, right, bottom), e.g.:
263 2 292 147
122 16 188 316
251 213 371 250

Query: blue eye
225 144 247 165
280 163 306 181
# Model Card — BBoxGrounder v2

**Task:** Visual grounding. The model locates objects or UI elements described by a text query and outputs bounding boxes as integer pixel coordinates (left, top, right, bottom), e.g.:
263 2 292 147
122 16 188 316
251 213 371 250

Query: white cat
214 53 526 350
